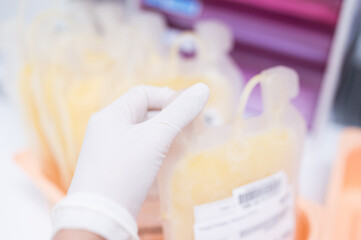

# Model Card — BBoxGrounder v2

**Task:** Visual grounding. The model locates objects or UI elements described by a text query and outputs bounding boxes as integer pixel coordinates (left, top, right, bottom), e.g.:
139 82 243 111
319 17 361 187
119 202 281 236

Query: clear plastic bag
149 20 243 125
158 66 306 240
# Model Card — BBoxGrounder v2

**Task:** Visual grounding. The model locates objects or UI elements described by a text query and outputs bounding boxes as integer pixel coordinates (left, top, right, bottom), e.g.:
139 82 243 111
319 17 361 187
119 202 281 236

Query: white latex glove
52 83 209 240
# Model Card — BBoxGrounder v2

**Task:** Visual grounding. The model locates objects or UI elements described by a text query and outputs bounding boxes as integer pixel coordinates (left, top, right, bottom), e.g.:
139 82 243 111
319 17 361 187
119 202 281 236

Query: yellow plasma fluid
20 62 106 190
164 127 295 240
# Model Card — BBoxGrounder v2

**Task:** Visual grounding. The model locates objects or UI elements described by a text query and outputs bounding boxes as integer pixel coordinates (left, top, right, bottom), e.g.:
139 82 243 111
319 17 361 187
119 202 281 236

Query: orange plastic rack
321 128 361 240
14 128 361 240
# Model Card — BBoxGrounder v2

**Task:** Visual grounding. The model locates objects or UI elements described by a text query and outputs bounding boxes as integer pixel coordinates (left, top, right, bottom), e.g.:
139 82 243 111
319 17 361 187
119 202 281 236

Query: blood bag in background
149 20 243 126
158 66 306 240
16 1 170 190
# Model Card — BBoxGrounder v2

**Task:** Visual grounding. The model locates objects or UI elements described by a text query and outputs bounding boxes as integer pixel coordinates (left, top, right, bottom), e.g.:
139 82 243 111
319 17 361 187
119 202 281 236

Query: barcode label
233 172 287 211
238 178 281 204
193 171 294 240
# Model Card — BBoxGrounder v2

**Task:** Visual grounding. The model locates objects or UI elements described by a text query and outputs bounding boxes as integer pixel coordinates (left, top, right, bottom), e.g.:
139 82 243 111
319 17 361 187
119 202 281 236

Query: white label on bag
193 171 295 240
194 197 235 223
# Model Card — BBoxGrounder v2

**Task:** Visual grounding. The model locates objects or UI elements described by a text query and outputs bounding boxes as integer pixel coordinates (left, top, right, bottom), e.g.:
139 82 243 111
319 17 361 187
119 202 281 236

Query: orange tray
14 128 361 239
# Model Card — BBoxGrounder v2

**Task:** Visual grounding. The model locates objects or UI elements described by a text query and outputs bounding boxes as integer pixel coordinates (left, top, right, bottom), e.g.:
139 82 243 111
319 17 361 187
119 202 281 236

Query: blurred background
0 0 361 239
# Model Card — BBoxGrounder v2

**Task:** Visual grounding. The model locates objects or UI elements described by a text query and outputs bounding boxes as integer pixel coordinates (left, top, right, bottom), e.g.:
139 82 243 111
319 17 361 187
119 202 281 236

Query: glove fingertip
150 83 210 132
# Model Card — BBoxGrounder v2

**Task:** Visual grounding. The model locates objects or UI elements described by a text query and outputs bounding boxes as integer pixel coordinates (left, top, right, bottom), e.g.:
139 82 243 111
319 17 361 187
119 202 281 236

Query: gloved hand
52 83 209 240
